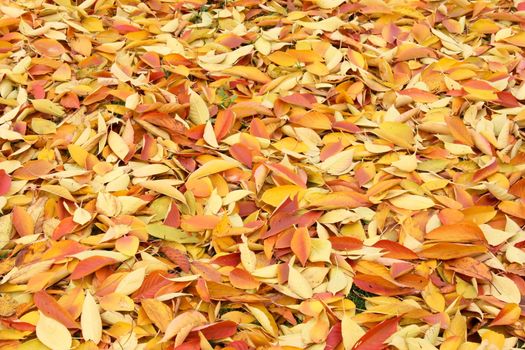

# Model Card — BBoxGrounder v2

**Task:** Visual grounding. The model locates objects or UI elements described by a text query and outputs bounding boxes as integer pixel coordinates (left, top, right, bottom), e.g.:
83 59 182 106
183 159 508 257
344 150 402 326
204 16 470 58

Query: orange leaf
472 159 499 183
70 256 118 280
445 257 492 281
418 243 487 260
490 303 521 326
12 206 34 236
33 39 66 57
12 160 54 180
222 66 271 83
291 227 311 266
352 316 400 350
424 222 485 243
445 115 473 146
229 268 260 290
34 291 79 329
52 217 79 240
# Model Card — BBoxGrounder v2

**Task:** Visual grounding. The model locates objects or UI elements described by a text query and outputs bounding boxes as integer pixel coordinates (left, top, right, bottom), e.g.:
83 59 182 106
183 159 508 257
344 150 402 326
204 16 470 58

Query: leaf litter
0 0 524 349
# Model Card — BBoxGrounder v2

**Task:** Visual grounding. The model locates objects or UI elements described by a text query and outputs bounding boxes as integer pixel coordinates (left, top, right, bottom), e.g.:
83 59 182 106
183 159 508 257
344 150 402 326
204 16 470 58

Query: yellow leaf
391 155 418 172
245 304 278 336
375 122 414 149
422 283 445 312
142 299 173 332
36 312 72 350
296 17 345 32
239 236 257 272
68 144 89 168
39 184 76 202
31 118 57 135
261 185 304 207
99 293 135 312
267 51 298 67
32 99 65 117
479 330 505 349
81 291 102 344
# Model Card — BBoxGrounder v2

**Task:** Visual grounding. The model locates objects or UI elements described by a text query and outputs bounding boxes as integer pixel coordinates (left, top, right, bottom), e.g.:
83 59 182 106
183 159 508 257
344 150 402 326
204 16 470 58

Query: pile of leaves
1 0 525 348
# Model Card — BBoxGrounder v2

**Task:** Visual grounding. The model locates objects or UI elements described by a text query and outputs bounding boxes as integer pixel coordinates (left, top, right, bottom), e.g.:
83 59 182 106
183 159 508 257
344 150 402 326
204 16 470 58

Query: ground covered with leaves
1 0 525 349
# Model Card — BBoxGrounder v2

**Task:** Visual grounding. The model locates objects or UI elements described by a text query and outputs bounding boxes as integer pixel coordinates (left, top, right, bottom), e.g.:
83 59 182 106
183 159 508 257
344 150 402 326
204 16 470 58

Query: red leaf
192 320 237 340
0 169 11 195
325 322 342 350
329 236 363 251
133 271 175 300
164 201 181 228
160 246 190 273
352 316 401 350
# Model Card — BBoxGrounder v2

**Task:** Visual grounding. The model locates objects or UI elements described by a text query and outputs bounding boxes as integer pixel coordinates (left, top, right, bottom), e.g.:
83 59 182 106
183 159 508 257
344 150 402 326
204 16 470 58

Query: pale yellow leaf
491 274 520 304
187 160 240 183
319 150 354 175
288 264 313 299
73 207 91 225
81 291 102 344
312 0 346 9
115 268 146 295
203 121 219 148
162 310 207 344
390 194 434 210
138 180 186 203
506 245 525 264
309 238 332 263
132 164 171 178
188 89 210 125
36 312 72 350
108 131 129 160
341 313 365 350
